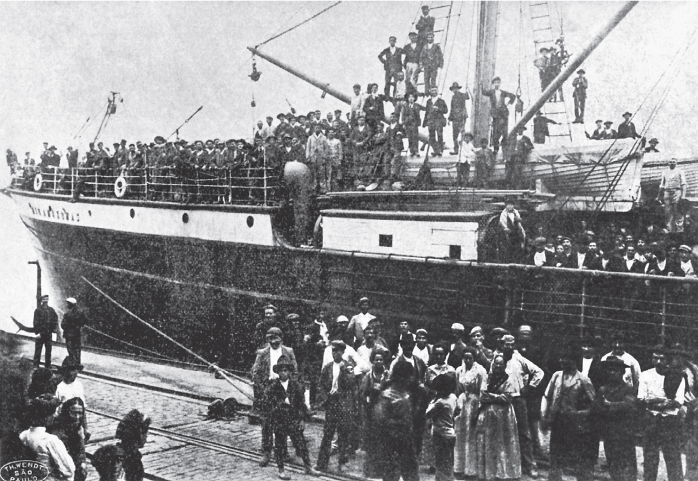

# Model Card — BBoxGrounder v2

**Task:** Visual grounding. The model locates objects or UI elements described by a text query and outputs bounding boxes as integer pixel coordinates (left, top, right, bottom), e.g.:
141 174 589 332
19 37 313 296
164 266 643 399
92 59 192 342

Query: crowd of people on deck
251 298 698 481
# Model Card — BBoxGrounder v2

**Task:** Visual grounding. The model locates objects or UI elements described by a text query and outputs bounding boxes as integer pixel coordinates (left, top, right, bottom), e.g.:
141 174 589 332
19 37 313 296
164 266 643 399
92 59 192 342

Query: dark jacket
251 346 298 387
403 101 424 127
583 253 603 270
61 308 88 339
423 97 448 129
577 355 605 391
264 378 308 421
617 121 641 140
419 43 443 69
378 47 404 72
448 91 470 122
33 306 58 336
403 43 420 65
481 87 516 119
646 257 681 276
316 360 356 411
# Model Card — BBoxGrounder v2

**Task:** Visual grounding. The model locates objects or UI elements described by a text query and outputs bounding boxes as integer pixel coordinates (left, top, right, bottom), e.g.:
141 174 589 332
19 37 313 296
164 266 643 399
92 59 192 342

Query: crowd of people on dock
251 299 698 481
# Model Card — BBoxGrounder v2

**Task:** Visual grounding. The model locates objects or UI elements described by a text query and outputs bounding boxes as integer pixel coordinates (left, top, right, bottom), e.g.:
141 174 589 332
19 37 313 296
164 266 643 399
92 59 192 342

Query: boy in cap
263 355 319 478
33 294 58 368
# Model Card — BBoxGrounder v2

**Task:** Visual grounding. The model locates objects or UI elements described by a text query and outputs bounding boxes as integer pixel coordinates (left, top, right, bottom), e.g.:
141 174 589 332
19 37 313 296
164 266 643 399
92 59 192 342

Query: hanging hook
249 57 262 82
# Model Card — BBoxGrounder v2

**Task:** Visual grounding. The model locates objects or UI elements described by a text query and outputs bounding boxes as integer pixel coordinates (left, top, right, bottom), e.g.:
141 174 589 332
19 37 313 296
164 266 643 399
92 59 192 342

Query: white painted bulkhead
321 209 484 260
12 192 277 246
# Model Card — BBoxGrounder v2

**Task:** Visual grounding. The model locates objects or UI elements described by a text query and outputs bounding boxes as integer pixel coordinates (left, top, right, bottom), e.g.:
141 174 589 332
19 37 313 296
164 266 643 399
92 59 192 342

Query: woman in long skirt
475 354 521 481
454 346 488 479
359 347 390 478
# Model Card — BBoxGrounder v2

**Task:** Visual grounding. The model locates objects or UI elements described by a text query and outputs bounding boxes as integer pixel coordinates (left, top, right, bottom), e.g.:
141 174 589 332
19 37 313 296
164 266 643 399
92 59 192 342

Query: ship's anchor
249 58 261 82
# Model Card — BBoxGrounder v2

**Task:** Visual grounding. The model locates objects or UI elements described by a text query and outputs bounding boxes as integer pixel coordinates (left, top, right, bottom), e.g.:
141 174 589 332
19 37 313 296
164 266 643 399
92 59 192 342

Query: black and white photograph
1 1 697 480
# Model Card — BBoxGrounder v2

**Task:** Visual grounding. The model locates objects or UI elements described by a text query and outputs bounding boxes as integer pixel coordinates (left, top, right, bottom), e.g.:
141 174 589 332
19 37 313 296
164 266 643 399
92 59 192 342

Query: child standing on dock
264 355 319 479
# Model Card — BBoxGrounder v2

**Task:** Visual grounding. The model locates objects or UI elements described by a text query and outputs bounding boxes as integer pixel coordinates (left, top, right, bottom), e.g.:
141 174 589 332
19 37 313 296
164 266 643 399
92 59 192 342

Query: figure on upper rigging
572 69 588 124
419 33 443 94
416 5 435 50
534 39 568 102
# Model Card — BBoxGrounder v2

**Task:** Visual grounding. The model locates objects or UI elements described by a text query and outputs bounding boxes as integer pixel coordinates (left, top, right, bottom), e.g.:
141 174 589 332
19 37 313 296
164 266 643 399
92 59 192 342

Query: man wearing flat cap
572 69 588 123
62 297 89 365
252 326 297 466
315 340 356 472
33 294 58 368
448 82 470 155
677 244 698 277
378 36 405 98
403 32 421 91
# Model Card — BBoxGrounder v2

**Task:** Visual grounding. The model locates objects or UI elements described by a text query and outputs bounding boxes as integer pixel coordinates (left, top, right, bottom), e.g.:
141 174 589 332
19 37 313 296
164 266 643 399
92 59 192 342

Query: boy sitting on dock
263 355 319 479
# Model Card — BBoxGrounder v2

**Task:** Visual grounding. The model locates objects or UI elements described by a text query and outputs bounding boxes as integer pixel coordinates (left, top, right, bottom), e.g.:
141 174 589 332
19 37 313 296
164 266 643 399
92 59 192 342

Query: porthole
88 210 92 217
182 213 189 224
129 209 135 218
247 216 254 228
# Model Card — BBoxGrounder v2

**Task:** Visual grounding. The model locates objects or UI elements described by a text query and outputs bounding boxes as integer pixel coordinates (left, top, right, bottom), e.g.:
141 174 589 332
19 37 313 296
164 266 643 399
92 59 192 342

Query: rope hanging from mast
254 2 342 49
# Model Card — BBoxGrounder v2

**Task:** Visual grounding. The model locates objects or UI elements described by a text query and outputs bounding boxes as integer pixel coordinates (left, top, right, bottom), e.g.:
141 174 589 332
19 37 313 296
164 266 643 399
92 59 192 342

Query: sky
1 1 698 162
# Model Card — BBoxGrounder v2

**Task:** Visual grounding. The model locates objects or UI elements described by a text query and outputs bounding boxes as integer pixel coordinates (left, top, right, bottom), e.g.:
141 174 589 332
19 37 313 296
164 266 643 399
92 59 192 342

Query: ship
7 0 698 370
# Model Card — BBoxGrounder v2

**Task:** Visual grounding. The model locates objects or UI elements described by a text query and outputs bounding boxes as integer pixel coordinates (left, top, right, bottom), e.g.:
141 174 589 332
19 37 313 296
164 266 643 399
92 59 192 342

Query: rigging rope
254 2 341 49
439 1 463 93
81 276 254 399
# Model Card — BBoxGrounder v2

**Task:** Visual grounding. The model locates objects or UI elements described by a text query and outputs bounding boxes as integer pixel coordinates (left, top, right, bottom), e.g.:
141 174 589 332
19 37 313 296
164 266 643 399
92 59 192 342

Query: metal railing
11 166 281 206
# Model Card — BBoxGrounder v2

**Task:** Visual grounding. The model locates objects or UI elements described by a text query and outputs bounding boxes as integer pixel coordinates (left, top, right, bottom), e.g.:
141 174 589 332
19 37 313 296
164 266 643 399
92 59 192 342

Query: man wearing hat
33 294 58 368
423 86 448 156
677 244 698 277
532 110 559 144
601 120 617 140
638 345 686 481
528 236 556 266
572 69 588 123
403 32 421 91
481 77 516 153
447 82 470 155
418 32 443 93
658 158 687 234
586 119 604 140
378 36 405 98
252 326 298 466
347 297 375 349
55 356 88 440
274 113 292 140
315 340 355 472
600 332 641 389
261 116 275 140
506 126 534 188
61 297 89 365
263 355 319 478
416 5 435 48
592 356 637 481
617 111 641 139
645 137 660 153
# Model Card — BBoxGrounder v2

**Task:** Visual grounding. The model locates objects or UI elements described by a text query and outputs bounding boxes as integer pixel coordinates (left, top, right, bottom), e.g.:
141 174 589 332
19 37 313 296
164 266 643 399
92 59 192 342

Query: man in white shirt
350 84 365 127
678 244 697 278
55 357 86 426
658 158 687 233
600 333 641 390
347 297 376 348
456 133 476 188
638 345 685 481
413 329 431 365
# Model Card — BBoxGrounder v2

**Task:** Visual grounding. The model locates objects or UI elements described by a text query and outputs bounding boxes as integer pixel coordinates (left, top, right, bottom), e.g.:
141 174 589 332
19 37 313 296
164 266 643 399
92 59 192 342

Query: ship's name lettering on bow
28 203 80 222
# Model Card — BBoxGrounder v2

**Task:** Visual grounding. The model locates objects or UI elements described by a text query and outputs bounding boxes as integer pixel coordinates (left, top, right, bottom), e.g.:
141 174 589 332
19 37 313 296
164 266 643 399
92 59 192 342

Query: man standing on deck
532 111 559 144
378 36 404 98
350 84 365 127
601 121 617 139
419 33 443 94
61 297 89 365
481 77 516 154
658 158 687 233
33 294 58 368
423 87 448 156
586 119 604 140
448 82 469 155
403 93 424 158
617 111 642 139
403 32 421 92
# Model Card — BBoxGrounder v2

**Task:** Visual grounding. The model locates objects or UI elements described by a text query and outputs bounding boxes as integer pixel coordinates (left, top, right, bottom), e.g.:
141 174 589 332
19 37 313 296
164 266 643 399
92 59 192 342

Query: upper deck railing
11 165 281 206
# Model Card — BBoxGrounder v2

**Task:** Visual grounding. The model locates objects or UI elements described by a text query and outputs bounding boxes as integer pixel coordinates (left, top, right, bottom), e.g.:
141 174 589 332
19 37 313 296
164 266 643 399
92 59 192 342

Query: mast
247 46 430 142
508 1 638 137
471 1 499 143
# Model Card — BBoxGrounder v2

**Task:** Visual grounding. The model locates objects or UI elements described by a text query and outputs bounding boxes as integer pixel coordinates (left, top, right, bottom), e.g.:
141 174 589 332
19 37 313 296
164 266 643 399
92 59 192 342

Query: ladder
529 1 573 143
408 2 454 95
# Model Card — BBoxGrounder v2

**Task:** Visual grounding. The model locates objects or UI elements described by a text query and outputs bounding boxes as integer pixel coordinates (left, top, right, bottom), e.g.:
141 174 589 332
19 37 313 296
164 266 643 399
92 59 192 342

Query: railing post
71 168 75 198
660 286 667 344
53 169 57 193
145 168 149 198
263 149 268 206
580 278 587 338
94 171 98 198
